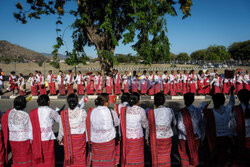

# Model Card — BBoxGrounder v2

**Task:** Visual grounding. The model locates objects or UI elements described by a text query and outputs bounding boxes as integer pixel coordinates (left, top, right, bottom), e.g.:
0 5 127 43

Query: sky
0 0 250 58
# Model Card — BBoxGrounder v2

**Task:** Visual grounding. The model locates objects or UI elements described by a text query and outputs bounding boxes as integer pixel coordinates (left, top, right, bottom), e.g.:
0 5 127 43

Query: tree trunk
97 47 115 75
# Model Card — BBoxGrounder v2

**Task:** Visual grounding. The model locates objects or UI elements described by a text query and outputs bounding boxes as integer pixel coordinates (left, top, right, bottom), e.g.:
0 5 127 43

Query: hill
41 52 66 60
0 40 46 63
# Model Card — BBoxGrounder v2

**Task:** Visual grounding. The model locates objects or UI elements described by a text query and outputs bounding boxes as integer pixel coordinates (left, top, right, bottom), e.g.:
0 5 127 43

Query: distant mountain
0 40 45 62
41 53 66 60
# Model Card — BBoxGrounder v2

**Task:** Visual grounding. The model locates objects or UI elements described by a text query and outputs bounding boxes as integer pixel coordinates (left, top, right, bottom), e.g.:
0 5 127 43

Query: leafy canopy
228 40 250 60
13 0 193 71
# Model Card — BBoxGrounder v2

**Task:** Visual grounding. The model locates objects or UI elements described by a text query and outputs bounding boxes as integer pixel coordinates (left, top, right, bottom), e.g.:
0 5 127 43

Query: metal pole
44 61 46 75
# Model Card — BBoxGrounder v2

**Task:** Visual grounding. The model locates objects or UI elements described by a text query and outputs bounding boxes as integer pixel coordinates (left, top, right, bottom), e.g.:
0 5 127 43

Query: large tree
205 45 230 61
14 0 193 73
228 40 250 61
176 52 190 62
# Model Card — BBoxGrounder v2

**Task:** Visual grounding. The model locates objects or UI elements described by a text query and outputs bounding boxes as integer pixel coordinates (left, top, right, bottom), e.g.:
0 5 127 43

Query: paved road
0 99 239 166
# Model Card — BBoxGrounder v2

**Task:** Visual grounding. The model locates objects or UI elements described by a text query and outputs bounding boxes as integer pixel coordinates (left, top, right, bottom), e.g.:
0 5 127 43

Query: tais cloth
10 140 32 167
91 139 116 167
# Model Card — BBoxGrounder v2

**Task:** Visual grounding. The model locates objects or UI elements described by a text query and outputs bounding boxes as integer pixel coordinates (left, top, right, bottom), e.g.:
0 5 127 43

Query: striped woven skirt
33 140 55 167
156 138 172 167
178 139 200 167
9 140 32 167
65 134 86 167
91 139 116 167
125 137 144 167
0 132 5 167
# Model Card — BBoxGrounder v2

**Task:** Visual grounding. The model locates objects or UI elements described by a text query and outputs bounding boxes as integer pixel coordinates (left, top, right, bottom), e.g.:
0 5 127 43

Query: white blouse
154 106 176 139
126 105 149 139
178 103 207 140
8 109 33 141
37 106 61 141
58 107 87 141
90 106 120 143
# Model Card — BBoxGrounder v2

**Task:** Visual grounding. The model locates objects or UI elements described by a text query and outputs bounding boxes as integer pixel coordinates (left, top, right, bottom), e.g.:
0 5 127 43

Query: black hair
121 93 130 103
49 70 52 73
156 71 158 73
164 71 167 74
184 93 194 107
11 71 15 75
78 71 82 74
14 96 27 110
154 92 165 107
68 70 72 73
19 73 23 77
95 93 109 106
238 89 250 118
133 71 136 76
198 70 203 76
59 70 63 73
129 92 140 106
212 93 225 109
189 70 194 75
67 93 79 110
143 70 147 74
37 95 50 106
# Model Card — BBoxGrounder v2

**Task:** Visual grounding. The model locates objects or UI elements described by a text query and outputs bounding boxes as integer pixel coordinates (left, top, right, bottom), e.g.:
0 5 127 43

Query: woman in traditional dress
120 92 148 167
29 95 61 167
58 94 87 166
86 93 119 166
148 92 176 167
2 96 33 167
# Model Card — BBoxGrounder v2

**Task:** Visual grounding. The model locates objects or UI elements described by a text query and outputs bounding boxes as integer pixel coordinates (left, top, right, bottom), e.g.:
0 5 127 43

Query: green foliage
13 0 193 72
190 49 206 60
115 54 139 63
206 45 230 61
176 52 190 62
170 53 176 61
228 40 250 60
190 45 231 62
65 50 89 67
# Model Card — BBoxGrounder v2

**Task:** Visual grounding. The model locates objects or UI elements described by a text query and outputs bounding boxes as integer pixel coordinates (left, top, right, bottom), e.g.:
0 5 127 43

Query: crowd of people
0 87 249 167
0 68 249 96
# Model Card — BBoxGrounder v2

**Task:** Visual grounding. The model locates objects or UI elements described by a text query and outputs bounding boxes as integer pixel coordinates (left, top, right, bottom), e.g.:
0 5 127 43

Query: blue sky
0 0 250 58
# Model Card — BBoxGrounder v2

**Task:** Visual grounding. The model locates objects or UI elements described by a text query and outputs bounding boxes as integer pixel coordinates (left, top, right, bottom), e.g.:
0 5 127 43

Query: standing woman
122 71 129 93
29 95 61 167
75 71 85 95
28 73 38 96
86 93 119 166
131 71 138 93
182 70 189 95
58 94 87 166
120 92 149 167
231 89 250 166
95 72 103 94
38 71 47 95
86 72 95 95
57 71 66 96
2 96 33 167
188 70 197 94
148 93 176 167
66 70 74 95
106 72 114 94
17 73 26 96
162 71 169 95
